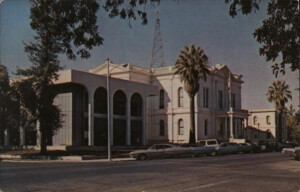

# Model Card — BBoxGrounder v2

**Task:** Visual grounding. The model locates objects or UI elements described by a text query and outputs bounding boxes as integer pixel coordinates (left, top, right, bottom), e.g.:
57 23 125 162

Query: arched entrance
131 93 143 145
113 90 127 145
94 87 107 146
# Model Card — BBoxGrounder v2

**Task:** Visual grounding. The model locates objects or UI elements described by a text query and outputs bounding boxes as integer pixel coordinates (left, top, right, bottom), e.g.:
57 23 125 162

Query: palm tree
266 80 292 142
174 45 210 144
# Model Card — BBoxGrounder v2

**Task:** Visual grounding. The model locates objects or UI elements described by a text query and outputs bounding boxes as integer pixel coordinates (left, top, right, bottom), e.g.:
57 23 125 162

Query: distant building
4 62 249 147
245 109 287 142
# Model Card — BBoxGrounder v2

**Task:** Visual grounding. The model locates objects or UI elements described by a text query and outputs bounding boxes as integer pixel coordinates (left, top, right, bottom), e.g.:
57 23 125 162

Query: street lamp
107 58 111 161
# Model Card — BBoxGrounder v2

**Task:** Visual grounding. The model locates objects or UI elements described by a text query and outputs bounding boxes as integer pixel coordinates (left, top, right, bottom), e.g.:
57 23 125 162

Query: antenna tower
150 8 165 69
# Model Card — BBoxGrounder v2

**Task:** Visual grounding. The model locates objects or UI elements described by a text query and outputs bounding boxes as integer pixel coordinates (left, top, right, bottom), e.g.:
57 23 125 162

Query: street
0 153 299 192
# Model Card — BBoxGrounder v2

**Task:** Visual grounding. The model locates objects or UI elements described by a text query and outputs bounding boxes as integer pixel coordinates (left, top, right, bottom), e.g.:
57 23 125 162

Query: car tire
210 151 216 156
137 154 147 161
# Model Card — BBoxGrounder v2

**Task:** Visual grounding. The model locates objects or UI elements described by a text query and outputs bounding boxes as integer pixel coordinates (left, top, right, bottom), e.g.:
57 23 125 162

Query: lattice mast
150 9 165 69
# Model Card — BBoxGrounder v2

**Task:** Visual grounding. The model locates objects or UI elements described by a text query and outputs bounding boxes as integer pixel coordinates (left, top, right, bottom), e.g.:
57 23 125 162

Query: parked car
238 143 252 153
259 141 275 152
129 144 189 160
197 139 219 149
191 145 216 156
249 143 261 153
216 142 239 155
268 142 291 152
295 147 300 161
282 147 300 161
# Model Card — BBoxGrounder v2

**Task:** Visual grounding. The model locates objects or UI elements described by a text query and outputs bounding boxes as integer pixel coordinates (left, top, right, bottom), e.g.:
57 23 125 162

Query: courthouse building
14 61 249 147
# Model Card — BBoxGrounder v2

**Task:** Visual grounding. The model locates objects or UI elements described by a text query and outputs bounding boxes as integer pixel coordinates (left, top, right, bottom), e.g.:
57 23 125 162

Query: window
159 120 165 136
218 90 223 109
159 89 164 109
231 93 236 109
203 87 209 108
266 116 270 125
178 119 184 135
204 120 208 136
253 116 257 125
178 87 184 107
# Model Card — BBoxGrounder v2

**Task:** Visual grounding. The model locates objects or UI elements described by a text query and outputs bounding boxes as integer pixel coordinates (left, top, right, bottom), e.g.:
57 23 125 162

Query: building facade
245 109 287 142
13 62 249 147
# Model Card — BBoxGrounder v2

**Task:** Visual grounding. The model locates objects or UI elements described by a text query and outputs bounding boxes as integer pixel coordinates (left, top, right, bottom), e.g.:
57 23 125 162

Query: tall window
266 116 270 125
218 90 223 109
220 123 224 136
178 87 184 107
204 119 208 136
203 87 209 108
231 93 236 109
159 120 165 136
159 89 164 109
253 116 257 125
178 119 184 135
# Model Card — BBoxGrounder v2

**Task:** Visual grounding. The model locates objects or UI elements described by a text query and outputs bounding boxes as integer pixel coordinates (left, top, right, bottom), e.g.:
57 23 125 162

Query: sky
0 0 298 110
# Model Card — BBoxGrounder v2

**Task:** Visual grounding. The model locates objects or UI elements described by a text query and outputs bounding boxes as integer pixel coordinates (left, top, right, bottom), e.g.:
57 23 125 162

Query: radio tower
150 8 165 69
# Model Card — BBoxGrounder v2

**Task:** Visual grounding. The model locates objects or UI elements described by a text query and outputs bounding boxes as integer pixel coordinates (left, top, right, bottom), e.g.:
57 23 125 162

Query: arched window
204 119 208 136
131 93 143 117
178 119 184 135
94 87 107 114
159 89 164 109
178 87 184 107
266 116 270 125
253 116 257 125
113 90 126 115
159 120 165 136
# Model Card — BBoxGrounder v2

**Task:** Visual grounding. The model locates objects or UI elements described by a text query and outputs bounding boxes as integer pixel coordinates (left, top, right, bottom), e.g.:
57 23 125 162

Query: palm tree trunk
189 95 196 144
278 110 283 143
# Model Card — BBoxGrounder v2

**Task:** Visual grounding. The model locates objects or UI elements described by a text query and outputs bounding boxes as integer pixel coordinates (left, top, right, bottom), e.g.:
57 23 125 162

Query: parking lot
1 152 299 192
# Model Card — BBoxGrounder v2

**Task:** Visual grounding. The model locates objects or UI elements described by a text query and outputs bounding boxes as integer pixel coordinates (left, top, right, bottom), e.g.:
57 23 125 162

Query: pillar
142 99 147 145
88 90 94 146
229 108 234 139
126 97 131 145
36 120 41 146
20 126 25 146
225 117 228 139
4 129 9 146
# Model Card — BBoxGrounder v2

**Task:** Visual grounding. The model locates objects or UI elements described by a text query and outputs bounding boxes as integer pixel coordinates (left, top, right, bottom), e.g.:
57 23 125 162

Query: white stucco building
18 62 249 147
245 109 287 142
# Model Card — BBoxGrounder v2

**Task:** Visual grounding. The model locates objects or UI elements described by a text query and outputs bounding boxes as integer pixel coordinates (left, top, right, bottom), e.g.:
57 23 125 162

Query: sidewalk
0 154 135 162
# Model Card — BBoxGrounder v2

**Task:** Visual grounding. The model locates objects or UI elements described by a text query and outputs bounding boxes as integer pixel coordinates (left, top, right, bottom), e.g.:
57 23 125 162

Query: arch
113 90 127 116
178 87 184 107
178 119 184 135
94 87 107 114
131 93 143 117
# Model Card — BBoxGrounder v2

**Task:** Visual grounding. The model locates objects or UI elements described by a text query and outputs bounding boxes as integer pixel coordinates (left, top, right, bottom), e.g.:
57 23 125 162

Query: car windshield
207 141 217 145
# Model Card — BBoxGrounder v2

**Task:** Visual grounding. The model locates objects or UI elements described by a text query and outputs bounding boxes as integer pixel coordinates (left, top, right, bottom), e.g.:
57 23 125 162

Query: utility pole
107 58 111 161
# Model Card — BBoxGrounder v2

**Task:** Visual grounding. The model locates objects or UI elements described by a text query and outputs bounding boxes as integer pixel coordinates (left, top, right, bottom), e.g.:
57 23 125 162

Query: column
229 108 234 140
36 120 41 146
126 98 131 145
88 90 94 146
225 117 228 139
20 126 25 146
4 129 9 146
142 99 147 145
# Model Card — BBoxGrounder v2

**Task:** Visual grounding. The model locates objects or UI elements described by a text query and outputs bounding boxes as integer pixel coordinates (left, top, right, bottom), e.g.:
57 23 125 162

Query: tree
174 45 210 143
226 0 299 75
286 105 300 141
266 80 292 142
0 64 11 145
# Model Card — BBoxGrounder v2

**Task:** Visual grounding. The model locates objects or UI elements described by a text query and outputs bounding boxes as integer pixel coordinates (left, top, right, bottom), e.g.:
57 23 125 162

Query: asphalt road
0 153 299 192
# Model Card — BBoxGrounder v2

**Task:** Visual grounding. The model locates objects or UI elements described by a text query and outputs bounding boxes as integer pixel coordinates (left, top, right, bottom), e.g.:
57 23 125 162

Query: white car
197 139 219 149
129 144 189 160
216 142 239 155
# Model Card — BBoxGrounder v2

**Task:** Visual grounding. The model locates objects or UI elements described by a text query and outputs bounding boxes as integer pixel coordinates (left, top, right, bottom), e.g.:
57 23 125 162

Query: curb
0 154 135 162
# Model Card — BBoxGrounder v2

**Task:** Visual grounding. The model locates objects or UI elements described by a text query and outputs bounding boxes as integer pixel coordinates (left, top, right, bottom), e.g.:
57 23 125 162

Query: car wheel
210 151 216 156
137 154 147 161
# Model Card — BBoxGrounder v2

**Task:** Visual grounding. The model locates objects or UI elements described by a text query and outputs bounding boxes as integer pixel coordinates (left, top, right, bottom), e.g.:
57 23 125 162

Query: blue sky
0 0 298 110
